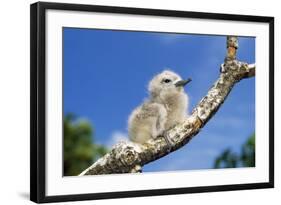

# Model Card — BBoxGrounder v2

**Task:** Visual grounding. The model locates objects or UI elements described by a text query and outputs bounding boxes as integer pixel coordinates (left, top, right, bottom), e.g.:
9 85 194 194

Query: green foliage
241 133 255 167
214 134 255 169
64 114 108 176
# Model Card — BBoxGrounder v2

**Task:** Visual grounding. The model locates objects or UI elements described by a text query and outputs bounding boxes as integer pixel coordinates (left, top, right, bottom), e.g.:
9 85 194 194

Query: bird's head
148 70 191 100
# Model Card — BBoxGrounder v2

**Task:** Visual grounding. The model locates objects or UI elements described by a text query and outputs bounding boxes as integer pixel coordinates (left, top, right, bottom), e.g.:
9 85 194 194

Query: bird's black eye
163 79 171 83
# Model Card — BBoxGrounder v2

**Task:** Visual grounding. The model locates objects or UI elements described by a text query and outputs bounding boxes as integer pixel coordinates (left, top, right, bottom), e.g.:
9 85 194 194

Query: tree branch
79 36 255 176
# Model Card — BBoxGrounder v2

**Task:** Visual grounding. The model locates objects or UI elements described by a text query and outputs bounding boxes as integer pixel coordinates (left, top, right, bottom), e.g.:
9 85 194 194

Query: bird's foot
193 117 203 130
163 131 173 153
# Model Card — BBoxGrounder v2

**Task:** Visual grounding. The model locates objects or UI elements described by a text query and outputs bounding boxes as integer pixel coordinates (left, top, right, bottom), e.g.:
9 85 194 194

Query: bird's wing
141 102 167 138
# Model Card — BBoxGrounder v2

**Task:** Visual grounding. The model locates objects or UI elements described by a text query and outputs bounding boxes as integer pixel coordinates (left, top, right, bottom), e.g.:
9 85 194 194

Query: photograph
30 2 273 202
63 28 255 176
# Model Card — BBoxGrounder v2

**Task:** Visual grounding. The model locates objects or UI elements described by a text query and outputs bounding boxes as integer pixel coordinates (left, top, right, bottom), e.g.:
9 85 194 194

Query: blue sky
63 28 255 172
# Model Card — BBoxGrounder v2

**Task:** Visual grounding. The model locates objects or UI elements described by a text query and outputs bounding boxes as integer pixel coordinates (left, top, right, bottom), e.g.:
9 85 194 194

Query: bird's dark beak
175 78 192 87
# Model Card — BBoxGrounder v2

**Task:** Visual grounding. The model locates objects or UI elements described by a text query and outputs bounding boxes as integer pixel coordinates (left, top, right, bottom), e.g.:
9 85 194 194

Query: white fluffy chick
128 70 191 148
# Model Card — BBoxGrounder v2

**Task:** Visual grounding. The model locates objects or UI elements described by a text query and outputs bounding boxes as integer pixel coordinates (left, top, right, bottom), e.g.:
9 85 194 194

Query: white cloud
106 131 128 148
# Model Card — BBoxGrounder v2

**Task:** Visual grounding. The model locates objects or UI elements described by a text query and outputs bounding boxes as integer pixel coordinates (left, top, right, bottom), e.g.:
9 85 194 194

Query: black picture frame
30 1 274 203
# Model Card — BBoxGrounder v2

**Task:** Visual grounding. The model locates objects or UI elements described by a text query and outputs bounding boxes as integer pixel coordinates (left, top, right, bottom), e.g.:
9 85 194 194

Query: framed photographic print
30 1 274 203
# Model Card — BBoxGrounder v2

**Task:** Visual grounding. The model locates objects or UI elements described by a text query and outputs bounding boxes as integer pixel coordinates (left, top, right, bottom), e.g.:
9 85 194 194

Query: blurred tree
240 133 255 167
64 114 108 176
214 134 255 168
